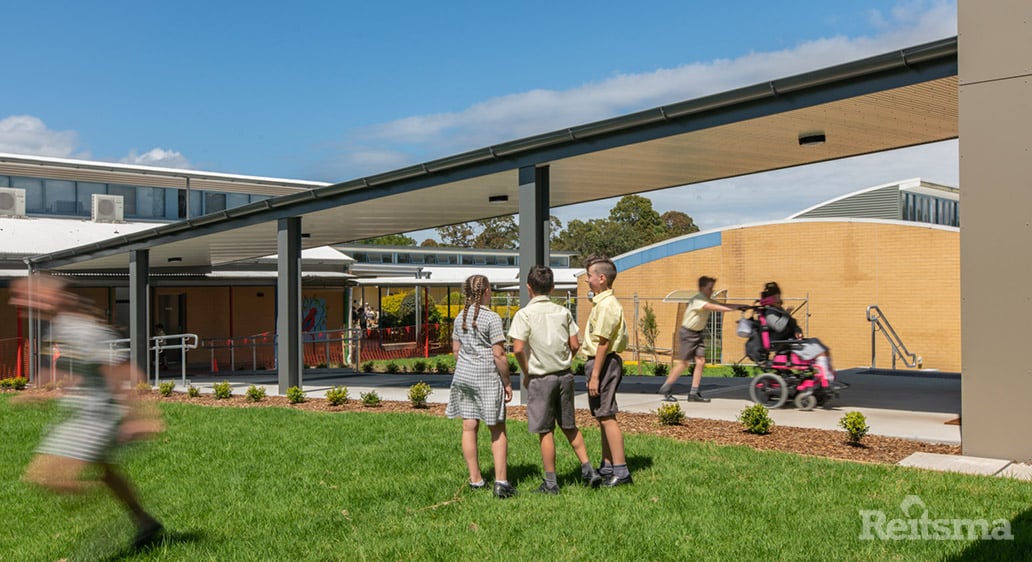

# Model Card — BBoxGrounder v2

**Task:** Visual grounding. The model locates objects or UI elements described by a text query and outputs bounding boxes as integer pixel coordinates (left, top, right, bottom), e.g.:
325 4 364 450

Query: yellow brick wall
577 221 960 371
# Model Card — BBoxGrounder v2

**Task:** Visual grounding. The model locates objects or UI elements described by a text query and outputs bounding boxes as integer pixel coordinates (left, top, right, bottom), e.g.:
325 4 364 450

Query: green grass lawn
2 395 1031 561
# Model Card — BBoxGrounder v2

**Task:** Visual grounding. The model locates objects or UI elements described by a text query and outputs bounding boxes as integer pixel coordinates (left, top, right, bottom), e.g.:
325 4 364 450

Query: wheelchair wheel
749 373 787 409
794 391 817 411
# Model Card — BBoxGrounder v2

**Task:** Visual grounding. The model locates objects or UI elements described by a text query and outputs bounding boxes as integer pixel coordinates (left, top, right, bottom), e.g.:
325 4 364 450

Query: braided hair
460 274 490 332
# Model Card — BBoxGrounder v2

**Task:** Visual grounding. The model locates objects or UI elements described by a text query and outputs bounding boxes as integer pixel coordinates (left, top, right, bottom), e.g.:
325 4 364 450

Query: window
109 185 138 215
45 179 77 214
136 187 165 218
12 177 43 212
227 193 250 210
77 182 106 217
204 192 227 214
0 175 9 187
188 190 202 218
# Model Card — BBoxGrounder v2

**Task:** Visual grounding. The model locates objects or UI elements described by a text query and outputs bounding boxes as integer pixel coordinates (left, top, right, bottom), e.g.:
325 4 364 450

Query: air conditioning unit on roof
0 187 27 217
92 194 124 222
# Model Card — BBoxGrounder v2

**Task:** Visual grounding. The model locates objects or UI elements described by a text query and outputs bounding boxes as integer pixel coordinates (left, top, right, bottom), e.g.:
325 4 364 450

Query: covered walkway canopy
24 37 958 394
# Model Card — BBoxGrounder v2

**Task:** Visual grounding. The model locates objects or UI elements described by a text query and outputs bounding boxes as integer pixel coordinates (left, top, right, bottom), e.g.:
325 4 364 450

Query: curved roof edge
612 217 958 272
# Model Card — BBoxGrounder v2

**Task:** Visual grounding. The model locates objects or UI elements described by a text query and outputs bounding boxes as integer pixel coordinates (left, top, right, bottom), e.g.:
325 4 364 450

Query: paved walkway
164 366 1029 479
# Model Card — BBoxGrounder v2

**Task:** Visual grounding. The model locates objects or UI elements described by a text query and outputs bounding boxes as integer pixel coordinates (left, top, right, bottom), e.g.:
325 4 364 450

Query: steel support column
277 217 303 394
518 165 550 306
129 249 150 378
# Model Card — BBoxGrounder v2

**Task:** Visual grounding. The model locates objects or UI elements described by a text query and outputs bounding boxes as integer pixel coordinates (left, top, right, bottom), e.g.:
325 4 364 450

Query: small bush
839 411 870 445
360 390 382 407
1 377 27 390
213 381 232 400
361 361 376 373
246 384 267 402
158 380 175 397
434 359 452 374
287 386 306 404
187 385 201 398
508 356 520 375
326 385 349 406
385 362 401 374
731 364 751 378
656 402 685 426
412 360 428 373
408 381 432 408
135 382 152 395
573 360 586 377
653 363 670 377
739 403 774 435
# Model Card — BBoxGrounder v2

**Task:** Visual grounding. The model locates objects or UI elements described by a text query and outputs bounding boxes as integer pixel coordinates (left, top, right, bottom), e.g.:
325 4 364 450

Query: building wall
959 0 1032 460
577 220 960 372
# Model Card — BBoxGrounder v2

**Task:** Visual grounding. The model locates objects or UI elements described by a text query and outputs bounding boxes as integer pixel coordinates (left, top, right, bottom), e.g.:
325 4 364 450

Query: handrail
866 305 922 369
104 333 199 386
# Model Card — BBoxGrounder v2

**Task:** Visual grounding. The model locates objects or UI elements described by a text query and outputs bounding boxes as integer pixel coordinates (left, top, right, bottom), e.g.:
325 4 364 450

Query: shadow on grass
80 530 206 562
939 506 1032 562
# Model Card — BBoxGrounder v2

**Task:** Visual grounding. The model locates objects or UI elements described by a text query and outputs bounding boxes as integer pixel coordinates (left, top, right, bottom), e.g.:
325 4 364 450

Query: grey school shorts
525 370 577 434
586 354 623 418
677 326 706 361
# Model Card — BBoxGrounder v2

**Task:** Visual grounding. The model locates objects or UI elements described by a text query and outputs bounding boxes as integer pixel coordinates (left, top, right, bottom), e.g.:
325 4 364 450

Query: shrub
0 378 12 390
287 386 306 404
508 356 520 375
653 363 670 377
360 390 382 407
656 402 685 426
434 359 452 374
213 380 232 400
839 411 870 445
731 364 751 378
0 377 25 390
408 381 432 408
361 361 376 373
738 403 774 435
326 385 349 406
187 385 201 398
158 380 176 397
385 362 401 374
135 382 152 395
573 360 586 377
246 384 267 402
412 360 428 373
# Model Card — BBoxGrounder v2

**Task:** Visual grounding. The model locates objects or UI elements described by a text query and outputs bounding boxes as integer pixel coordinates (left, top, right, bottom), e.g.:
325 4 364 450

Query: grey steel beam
518 165 550 306
129 249 150 379
277 217 302 394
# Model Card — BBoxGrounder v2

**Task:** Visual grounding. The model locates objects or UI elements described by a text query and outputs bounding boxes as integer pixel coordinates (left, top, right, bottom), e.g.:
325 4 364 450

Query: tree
661 210 699 238
358 233 416 246
436 223 475 247
639 301 660 365
473 216 519 249
419 238 440 247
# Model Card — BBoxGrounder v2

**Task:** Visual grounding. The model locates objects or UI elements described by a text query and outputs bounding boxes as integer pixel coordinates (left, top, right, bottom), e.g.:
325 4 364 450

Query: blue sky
0 0 958 236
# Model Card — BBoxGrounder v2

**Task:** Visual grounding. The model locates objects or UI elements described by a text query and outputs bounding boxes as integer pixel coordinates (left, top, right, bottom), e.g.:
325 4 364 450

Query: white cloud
334 0 957 177
119 147 192 169
0 115 83 158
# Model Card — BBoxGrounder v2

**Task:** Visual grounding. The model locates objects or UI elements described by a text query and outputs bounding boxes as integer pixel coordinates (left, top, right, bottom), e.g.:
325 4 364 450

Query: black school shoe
601 474 633 488
533 481 560 495
582 466 603 488
685 392 711 403
493 481 517 498
131 521 164 550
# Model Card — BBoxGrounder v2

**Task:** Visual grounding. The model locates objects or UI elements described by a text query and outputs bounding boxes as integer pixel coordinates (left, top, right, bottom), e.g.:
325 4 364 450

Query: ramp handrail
866 305 922 369
104 333 199 387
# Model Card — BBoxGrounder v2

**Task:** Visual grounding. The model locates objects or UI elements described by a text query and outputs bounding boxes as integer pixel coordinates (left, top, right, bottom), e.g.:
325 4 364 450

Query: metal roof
27 37 958 272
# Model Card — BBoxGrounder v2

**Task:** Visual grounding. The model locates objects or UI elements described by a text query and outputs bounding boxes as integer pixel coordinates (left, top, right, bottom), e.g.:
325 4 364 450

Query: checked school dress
446 306 507 425
36 313 128 463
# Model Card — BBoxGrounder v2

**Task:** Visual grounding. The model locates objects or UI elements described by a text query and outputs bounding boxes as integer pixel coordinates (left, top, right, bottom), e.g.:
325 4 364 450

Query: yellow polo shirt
681 292 716 332
579 289 628 358
507 295 579 375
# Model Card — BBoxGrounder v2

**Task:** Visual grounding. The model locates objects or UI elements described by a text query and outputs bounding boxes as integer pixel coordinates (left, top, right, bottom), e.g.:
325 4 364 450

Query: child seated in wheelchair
755 281 837 390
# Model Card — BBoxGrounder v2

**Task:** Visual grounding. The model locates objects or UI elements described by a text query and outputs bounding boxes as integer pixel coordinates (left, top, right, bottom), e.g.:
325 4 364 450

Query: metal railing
104 333 199 386
866 305 922 369
200 328 364 373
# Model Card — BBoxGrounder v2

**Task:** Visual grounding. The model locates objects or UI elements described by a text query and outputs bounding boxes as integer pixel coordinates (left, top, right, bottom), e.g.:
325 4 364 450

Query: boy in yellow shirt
580 256 632 487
